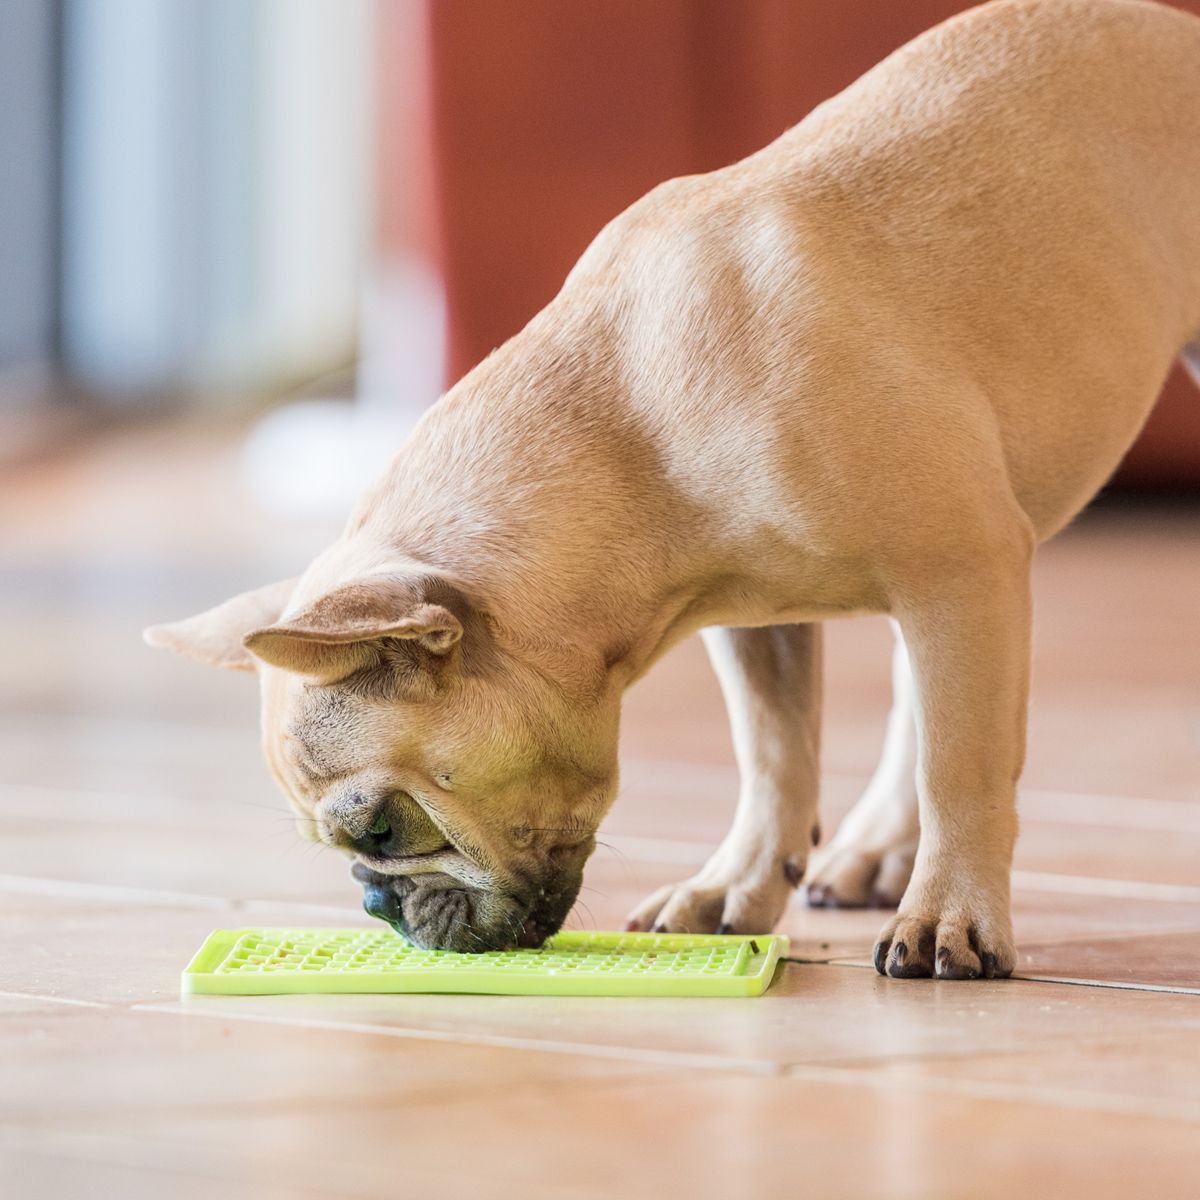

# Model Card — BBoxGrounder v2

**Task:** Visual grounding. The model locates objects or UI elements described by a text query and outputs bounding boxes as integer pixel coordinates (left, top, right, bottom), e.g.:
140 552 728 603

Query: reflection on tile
850 1028 1200 1115
31 1056 1198 1200
0 1006 655 1125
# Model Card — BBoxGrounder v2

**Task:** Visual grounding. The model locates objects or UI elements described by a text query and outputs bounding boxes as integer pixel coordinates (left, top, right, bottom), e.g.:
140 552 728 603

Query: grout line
815 956 1200 997
131 1001 786 1076
1017 786 1200 834
0 873 236 910
4 758 1199 834
775 1060 1200 1124
619 758 1200 831
0 989 113 1009
133 993 1200 1123
0 1125 637 1200
0 780 214 811
0 861 1197 924
1010 973 1200 996
1011 870 1200 904
1015 925 1200 952
0 871 368 920
597 837 1200 906
0 1133 368 1200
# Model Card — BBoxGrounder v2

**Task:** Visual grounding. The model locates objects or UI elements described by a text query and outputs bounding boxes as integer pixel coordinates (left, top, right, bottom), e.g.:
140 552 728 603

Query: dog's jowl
146 0 1200 978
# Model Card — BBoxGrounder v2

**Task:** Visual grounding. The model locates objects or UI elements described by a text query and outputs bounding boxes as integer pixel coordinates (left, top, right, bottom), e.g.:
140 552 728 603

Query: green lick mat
182 927 789 998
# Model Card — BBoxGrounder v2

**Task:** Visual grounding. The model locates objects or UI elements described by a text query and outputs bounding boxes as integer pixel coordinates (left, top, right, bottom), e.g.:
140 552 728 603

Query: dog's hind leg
624 624 822 936
805 621 920 909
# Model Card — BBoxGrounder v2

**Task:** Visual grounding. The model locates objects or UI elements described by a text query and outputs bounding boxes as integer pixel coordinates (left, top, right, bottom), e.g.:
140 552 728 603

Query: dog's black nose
352 861 405 928
362 882 402 925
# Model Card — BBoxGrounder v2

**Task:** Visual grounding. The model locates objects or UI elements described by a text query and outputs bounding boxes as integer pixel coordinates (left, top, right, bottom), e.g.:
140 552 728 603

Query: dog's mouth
350 860 582 952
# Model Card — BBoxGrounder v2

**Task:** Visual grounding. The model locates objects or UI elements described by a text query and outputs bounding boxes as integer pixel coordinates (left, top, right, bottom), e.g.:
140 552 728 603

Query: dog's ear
143 579 299 672
241 576 465 682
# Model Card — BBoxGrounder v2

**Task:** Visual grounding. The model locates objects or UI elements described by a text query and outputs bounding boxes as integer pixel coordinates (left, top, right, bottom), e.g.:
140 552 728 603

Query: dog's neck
339 311 737 690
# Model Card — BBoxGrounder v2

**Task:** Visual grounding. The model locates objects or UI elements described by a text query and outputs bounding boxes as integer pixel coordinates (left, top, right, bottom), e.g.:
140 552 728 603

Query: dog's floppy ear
143 578 299 672
242 575 465 682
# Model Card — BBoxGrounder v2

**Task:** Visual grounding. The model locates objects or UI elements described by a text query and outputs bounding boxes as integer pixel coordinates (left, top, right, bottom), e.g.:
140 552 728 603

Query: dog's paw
624 852 803 936
805 837 916 909
873 901 1015 980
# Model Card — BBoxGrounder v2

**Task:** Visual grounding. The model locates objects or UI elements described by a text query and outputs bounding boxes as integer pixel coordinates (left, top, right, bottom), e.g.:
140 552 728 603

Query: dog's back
571 0 1200 540
778 0 1200 529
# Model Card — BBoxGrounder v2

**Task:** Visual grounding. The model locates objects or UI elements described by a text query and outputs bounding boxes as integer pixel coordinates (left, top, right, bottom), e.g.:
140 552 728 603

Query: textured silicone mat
182 927 789 997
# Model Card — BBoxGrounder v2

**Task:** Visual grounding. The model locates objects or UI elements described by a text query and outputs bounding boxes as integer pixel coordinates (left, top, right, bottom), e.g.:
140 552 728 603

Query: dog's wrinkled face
145 572 620 950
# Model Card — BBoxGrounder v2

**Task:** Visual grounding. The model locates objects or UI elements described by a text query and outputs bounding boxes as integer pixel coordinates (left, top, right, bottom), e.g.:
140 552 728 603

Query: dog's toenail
873 940 890 975
811 824 821 846
981 951 998 979
783 858 804 888
716 922 734 935
892 941 907 963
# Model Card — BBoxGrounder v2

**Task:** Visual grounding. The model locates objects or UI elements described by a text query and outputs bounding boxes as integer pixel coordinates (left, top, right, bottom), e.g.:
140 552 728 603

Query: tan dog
146 0 1200 977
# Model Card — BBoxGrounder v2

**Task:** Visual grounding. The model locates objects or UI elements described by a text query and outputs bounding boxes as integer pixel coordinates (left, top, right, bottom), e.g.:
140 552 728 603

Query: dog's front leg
626 624 821 935
875 540 1032 980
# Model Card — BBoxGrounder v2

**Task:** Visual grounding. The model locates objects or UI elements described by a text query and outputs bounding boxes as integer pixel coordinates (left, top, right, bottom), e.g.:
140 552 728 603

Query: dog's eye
369 811 390 837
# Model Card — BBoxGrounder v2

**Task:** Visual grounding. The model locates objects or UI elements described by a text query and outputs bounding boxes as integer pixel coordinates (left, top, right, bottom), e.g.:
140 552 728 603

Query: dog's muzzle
351 860 583 952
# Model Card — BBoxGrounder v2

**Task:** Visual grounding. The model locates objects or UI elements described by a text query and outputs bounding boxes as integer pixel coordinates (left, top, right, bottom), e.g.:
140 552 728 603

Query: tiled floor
1 423 1198 1198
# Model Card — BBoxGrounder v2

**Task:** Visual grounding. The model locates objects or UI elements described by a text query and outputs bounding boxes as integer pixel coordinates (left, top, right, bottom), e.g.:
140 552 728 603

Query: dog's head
145 569 620 950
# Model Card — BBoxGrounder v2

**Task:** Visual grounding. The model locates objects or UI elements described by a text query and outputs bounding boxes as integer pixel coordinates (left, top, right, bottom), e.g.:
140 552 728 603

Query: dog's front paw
624 849 803 936
873 891 1015 980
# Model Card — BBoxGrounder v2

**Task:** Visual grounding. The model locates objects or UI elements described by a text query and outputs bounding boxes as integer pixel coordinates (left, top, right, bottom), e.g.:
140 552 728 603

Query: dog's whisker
592 839 637 886
569 896 598 932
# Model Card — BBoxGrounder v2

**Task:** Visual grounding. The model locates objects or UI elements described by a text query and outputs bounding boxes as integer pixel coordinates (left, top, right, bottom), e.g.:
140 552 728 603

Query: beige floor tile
48 1060 1200 1200
0 786 351 904
2 426 1198 1196
0 895 373 1006
844 1027 1200 1116
1012 821 1200 887
0 1006 645 1200
1018 929 1200 990
0 1006 659 1126
0 1143 339 1200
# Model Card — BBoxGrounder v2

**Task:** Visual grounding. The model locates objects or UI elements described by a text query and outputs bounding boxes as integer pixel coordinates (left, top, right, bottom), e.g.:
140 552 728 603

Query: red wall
377 0 1200 487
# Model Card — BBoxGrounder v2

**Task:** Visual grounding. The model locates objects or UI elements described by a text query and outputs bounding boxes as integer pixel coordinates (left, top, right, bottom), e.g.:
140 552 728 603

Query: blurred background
4 0 1199 495
2 8 1199 1189
0 0 1196 889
